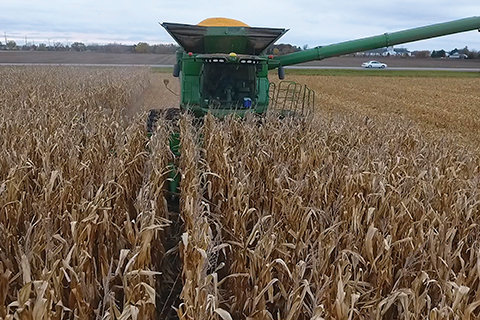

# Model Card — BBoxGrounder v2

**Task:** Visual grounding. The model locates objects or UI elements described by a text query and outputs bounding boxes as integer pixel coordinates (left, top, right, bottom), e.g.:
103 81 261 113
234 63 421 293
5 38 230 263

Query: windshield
202 63 257 108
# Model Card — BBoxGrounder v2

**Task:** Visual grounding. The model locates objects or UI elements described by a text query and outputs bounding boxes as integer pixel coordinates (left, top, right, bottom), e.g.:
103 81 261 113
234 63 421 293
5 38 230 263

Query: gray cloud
2 0 480 50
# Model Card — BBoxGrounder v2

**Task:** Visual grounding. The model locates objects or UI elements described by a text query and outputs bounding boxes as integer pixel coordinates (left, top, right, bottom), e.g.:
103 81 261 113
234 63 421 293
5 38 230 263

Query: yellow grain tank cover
197 17 250 27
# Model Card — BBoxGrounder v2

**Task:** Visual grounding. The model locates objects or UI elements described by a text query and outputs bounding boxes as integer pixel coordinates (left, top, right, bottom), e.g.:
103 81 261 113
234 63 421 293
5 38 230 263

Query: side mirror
173 63 181 77
278 65 285 80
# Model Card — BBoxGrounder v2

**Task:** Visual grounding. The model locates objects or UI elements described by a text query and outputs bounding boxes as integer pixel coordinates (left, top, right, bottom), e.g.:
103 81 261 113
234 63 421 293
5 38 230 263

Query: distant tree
149 44 179 54
467 49 479 59
266 43 301 55
86 43 100 52
54 42 65 51
6 40 17 50
29 41 176 54
135 42 149 53
302 44 309 50
21 44 33 51
71 42 86 51
106 43 134 53
412 50 431 58
431 50 446 58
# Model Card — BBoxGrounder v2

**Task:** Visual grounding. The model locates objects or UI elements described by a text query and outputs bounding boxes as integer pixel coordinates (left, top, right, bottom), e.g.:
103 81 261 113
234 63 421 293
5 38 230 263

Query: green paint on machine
159 16 480 117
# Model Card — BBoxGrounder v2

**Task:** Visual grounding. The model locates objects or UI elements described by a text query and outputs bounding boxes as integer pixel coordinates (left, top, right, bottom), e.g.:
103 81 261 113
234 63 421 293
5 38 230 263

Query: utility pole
4 32 7 44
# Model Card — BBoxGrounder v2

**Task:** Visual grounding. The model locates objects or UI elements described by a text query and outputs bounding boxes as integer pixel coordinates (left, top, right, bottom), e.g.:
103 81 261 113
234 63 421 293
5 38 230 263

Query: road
1 52 479 71
286 66 480 71
1 63 479 72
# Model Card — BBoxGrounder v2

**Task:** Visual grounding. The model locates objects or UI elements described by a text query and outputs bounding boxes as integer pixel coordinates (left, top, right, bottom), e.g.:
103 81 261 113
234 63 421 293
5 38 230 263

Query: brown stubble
0 66 172 319
2 68 480 319
292 74 480 146
177 110 480 319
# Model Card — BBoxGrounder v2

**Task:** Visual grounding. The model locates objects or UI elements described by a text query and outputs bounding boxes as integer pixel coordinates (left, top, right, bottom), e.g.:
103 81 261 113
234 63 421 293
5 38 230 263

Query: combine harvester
150 16 480 121
150 16 480 319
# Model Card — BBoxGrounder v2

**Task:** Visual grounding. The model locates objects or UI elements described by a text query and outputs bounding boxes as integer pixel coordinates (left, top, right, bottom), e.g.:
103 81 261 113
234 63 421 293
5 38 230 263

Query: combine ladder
269 81 315 117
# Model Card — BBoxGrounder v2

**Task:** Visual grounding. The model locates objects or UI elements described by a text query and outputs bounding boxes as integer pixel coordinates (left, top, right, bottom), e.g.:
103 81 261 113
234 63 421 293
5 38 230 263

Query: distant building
447 52 468 59
392 48 411 56
355 46 411 57
382 47 397 56
446 48 469 59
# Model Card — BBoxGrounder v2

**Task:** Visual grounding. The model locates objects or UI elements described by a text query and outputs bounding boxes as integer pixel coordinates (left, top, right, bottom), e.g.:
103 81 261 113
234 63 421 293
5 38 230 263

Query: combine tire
146 109 160 135
146 108 182 135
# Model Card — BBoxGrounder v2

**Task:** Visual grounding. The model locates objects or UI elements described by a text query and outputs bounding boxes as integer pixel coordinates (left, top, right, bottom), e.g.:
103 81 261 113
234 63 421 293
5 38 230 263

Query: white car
361 60 388 69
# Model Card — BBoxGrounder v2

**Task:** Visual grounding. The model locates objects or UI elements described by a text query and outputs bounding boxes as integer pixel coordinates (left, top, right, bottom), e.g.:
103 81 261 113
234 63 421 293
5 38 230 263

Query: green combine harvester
150 16 480 319
149 16 480 121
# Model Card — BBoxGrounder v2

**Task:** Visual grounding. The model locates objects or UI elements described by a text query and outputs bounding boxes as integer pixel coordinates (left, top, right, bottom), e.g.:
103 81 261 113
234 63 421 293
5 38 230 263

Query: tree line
410 46 478 59
1 40 302 55
1 39 478 58
0 41 179 54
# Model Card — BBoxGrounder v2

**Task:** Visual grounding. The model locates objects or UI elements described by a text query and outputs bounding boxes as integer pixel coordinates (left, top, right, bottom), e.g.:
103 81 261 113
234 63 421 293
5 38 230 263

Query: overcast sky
2 0 480 51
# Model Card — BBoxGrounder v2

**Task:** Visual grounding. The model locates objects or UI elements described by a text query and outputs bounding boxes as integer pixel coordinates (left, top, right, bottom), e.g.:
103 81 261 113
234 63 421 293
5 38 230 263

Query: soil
1 51 479 68
0 51 175 65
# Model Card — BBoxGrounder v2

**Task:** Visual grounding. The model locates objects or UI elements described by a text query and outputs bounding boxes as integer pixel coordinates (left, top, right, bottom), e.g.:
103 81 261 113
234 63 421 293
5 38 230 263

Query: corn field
1 67 480 320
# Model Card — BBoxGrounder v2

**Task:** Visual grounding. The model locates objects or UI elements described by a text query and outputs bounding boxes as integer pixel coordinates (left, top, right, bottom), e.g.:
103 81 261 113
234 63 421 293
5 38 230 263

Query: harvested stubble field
1 67 480 320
